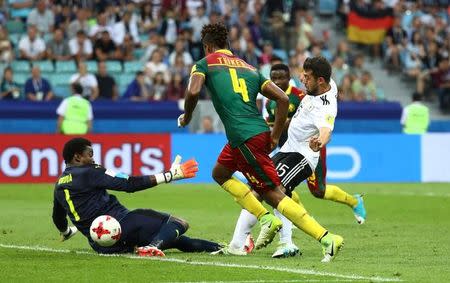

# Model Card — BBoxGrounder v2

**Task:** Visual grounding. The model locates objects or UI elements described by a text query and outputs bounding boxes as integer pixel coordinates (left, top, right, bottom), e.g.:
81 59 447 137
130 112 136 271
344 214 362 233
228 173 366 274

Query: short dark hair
303 56 331 83
63 138 91 164
201 23 228 49
412 92 422 102
270 63 290 75
71 82 83 95
270 55 282 63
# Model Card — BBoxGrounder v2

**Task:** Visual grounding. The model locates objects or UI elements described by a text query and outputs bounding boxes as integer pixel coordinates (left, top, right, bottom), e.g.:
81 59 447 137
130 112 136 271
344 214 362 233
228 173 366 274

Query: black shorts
272 151 313 195
91 209 170 254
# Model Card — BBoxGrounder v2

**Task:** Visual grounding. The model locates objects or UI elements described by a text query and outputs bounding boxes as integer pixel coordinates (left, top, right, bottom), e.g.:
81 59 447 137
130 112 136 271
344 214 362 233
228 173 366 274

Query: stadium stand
0 0 448 132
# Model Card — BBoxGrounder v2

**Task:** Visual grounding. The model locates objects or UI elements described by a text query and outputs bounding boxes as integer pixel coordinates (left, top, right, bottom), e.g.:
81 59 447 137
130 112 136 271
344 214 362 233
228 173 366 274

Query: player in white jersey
217 57 345 262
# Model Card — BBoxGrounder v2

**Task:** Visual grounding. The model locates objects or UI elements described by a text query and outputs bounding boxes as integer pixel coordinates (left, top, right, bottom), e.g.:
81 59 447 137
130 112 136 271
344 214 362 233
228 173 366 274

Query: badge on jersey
325 114 335 126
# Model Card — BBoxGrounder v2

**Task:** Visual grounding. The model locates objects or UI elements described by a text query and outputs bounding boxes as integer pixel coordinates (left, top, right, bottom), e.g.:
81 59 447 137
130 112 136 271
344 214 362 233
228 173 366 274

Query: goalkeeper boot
255 214 282 249
352 194 366 224
320 233 344 263
136 245 165 257
272 242 301 258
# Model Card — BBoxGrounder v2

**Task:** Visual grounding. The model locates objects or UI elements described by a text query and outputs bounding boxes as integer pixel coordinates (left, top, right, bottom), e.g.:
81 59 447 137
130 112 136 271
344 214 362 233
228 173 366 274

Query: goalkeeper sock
274 209 293 245
221 178 268 220
324 185 358 207
277 196 327 241
230 209 257 250
171 236 222 253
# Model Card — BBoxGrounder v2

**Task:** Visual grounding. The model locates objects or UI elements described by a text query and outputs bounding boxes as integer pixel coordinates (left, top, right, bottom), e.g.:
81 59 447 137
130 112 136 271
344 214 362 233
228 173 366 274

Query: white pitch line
169 280 355 283
364 191 450 198
0 244 401 282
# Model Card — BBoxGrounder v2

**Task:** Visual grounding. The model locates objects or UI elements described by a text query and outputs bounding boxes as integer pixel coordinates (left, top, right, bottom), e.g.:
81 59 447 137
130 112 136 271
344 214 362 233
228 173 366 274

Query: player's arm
310 110 335 152
309 127 332 152
56 115 63 133
52 193 78 241
178 73 205 127
52 195 68 232
91 156 198 193
261 81 289 148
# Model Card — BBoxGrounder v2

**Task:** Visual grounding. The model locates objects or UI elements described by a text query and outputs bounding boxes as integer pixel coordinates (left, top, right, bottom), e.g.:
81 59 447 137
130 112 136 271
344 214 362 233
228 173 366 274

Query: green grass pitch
1 183 449 282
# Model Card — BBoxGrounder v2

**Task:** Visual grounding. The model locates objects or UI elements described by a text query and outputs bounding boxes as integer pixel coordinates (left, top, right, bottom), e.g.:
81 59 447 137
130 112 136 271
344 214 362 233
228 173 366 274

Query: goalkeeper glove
60 226 78 242
156 155 198 184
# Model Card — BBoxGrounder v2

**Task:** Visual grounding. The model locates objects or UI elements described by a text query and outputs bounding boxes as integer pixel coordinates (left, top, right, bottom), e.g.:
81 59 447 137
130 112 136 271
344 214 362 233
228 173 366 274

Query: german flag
347 2 394 45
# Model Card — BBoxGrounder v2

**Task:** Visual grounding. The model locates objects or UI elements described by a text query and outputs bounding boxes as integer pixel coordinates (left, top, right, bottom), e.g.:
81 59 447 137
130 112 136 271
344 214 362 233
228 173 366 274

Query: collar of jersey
215 49 233 56
285 85 292 95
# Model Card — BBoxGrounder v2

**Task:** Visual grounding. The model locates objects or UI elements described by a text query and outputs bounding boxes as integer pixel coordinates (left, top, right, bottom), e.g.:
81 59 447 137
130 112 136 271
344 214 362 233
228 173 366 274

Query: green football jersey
192 49 270 147
266 85 304 126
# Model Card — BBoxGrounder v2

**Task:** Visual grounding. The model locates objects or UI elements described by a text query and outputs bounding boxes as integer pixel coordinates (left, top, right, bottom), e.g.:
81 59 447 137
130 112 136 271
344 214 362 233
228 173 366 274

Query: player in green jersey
178 23 343 261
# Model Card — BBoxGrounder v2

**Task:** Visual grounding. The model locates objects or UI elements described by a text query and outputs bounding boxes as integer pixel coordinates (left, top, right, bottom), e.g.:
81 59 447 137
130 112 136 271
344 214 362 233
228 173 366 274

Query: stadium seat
116 73 135 90
133 48 145 59
86 61 98 73
139 34 149 42
273 49 288 62
55 61 77 73
124 61 144 73
50 73 73 86
317 0 337 15
14 72 28 85
43 33 53 43
105 61 122 73
53 85 72 98
5 20 25 34
32 61 54 72
8 34 21 46
11 61 30 73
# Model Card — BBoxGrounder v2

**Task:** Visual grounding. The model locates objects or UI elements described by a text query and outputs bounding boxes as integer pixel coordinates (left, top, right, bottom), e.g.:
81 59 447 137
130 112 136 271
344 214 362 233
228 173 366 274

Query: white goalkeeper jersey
280 79 338 170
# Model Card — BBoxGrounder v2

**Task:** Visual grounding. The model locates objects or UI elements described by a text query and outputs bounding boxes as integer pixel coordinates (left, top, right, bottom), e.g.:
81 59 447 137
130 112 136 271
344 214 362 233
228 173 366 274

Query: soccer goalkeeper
52 137 221 256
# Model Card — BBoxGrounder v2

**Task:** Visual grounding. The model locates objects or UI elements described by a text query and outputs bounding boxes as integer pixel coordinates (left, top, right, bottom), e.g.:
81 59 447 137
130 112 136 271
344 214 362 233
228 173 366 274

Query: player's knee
170 216 189 232
212 168 226 185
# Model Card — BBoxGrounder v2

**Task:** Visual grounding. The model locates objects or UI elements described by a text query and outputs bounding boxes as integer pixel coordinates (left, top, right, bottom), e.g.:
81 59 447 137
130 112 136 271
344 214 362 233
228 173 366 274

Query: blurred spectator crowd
337 0 449 110
0 0 448 110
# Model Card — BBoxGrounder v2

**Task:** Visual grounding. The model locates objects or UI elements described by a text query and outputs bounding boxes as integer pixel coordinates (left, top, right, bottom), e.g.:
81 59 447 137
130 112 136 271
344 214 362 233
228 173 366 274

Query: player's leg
228 208 258 253
259 152 344 262
233 132 287 249
124 209 187 256
90 209 170 255
212 144 269 221
170 236 222 253
212 140 281 249
147 215 189 250
308 148 366 224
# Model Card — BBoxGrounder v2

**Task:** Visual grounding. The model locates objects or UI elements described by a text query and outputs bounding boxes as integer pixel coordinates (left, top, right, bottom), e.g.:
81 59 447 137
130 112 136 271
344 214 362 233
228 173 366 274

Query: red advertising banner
0 134 171 183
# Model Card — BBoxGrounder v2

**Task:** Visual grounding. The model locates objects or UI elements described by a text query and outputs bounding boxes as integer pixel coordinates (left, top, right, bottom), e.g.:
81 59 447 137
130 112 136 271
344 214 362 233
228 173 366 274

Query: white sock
274 209 293 245
229 209 257 250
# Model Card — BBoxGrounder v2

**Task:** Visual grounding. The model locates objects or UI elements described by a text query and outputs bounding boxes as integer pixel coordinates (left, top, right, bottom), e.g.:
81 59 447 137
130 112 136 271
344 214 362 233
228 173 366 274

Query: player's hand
170 155 199 181
60 226 78 242
178 114 188 128
270 137 279 152
309 137 322 152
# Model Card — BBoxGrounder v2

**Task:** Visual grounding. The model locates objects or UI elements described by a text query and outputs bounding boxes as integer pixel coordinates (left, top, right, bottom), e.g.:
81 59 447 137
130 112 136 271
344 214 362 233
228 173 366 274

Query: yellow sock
221 178 268 220
291 191 304 207
277 196 327 240
324 185 358 207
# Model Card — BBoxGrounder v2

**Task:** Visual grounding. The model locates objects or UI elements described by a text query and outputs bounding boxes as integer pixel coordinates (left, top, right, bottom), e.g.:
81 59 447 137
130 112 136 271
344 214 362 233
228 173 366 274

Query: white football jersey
280 79 338 170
